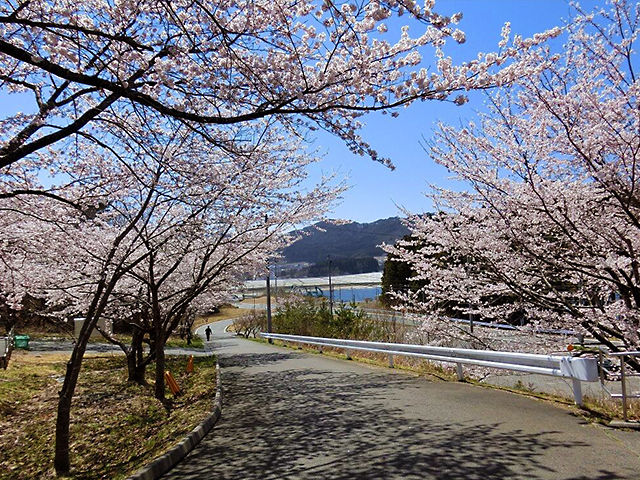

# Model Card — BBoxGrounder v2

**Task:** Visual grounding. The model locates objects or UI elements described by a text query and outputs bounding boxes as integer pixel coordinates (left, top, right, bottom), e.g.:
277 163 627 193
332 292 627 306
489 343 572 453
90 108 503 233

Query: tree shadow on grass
163 351 632 480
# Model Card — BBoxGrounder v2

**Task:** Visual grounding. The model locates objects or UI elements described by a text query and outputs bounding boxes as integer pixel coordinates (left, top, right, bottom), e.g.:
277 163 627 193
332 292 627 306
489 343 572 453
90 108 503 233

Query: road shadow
203 338 241 352
28 341 121 353
163 355 625 480
220 352 300 369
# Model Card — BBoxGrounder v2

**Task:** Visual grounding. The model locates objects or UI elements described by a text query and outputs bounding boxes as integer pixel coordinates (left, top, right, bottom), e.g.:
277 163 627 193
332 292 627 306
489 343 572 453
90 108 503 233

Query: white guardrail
260 332 599 406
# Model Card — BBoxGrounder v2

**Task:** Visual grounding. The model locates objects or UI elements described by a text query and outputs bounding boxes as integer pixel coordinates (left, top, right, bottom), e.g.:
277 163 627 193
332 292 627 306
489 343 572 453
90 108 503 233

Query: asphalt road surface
165 321 640 479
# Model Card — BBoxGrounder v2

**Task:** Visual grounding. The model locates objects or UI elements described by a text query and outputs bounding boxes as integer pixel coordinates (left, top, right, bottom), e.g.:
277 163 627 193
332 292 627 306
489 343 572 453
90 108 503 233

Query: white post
621 355 628 421
346 349 352 360
456 363 464 381
388 354 394 368
266 271 272 344
572 378 584 406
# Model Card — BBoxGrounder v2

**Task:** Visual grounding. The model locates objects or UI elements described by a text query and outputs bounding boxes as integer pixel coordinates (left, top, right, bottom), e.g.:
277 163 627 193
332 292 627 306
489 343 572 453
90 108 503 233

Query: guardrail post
572 379 584 406
598 349 606 385
621 355 628 422
388 354 394 368
456 363 464 381
345 349 352 360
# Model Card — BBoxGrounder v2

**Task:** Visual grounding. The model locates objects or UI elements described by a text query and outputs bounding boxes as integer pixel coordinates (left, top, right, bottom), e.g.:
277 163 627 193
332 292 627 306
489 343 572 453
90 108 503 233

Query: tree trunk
54 362 75 474
54 311 100 474
126 329 147 384
154 322 165 401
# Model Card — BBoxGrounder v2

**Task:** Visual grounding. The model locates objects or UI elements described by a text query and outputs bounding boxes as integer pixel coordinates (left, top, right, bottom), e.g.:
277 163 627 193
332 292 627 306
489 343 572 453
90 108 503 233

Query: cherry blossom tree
0 105 342 472
388 0 640 358
0 0 562 172
0 1 568 475
97 116 342 400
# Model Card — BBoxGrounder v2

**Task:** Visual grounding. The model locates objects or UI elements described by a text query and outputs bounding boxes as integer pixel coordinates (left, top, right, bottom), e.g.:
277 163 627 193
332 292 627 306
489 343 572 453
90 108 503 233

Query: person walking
205 325 212 342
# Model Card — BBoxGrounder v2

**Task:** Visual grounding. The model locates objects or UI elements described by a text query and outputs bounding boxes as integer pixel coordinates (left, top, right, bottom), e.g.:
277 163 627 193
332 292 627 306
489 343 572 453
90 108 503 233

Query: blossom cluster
385 0 640 354
1 0 559 170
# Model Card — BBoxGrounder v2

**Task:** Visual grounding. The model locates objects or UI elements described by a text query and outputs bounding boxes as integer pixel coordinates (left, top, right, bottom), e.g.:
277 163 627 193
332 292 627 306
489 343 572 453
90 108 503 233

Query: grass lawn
0 351 217 479
165 335 204 349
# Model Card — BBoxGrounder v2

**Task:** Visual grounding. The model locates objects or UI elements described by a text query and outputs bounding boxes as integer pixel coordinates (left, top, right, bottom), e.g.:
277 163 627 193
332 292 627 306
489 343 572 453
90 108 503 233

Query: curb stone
609 420 640 429
128 362 223 480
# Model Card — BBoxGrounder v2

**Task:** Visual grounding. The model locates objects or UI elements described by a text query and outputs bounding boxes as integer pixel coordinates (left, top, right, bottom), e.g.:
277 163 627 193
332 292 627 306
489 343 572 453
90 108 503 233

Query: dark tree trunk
154 323 165 401
54 166 158 474
54 361 75 474
126 329 147 384
54 307 103 474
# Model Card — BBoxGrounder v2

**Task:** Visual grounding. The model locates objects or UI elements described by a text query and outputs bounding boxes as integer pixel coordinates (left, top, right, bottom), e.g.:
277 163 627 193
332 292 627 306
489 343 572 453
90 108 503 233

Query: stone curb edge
128 361 223 480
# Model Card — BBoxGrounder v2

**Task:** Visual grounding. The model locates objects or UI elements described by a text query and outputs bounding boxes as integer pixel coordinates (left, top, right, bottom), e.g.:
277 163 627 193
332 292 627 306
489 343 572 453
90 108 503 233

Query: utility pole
465 254 474 334
264 213 272 343
328 254 334 316
266 265 272 344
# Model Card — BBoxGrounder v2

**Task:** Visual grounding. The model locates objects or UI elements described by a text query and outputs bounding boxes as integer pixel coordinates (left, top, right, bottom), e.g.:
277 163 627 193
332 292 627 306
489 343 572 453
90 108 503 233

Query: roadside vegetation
0 352 217 480
233 295 411 342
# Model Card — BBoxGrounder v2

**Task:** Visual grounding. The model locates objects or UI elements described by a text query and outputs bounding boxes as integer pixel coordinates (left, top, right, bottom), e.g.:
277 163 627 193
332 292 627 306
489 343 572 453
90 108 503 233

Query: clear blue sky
307 0 604 223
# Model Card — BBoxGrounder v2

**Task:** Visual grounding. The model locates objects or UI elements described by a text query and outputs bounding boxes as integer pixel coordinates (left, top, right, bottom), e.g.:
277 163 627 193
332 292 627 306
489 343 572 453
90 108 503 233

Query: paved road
167 321 640 479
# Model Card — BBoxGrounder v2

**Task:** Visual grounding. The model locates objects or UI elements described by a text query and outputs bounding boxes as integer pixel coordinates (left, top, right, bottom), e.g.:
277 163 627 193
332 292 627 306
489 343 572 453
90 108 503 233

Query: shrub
232 312 266 338
273 297 388 341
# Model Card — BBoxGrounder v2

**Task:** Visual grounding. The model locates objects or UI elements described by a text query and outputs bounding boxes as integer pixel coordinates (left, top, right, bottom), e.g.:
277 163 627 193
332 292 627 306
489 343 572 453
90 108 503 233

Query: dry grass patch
579 393 640 424
194 304 246 329
0 351 216 479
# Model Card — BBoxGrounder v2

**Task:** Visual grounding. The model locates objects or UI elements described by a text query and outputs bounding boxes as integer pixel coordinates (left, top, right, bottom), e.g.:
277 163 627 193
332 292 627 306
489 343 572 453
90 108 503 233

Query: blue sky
308 0 604 223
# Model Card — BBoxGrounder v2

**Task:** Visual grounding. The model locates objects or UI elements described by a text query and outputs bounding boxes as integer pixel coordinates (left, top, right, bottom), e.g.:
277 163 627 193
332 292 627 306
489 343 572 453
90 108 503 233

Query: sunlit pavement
164 320 640 480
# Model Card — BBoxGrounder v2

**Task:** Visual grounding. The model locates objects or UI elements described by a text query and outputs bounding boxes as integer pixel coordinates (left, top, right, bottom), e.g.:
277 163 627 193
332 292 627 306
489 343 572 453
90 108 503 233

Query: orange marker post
186 355 194 375
165 370 181 396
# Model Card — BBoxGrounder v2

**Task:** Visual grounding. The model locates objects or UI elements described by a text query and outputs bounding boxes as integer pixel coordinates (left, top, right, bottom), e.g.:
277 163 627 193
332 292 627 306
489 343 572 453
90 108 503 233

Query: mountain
281 217 410 265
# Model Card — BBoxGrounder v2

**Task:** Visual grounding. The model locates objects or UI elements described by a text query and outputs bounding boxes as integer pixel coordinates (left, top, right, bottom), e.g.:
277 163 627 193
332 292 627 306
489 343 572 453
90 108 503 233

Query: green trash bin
14 334 30 350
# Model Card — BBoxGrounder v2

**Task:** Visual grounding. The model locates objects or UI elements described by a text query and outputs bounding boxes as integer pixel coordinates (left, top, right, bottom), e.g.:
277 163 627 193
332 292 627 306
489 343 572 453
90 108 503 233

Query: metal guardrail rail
260 332 599 405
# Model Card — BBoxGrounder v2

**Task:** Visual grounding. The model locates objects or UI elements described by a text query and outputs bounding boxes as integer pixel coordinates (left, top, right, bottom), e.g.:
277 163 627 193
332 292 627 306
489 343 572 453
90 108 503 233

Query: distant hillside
281 217 410 264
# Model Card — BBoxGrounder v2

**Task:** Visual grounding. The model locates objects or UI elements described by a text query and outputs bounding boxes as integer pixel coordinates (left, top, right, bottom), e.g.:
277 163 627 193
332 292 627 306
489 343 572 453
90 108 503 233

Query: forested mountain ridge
282 217 410 264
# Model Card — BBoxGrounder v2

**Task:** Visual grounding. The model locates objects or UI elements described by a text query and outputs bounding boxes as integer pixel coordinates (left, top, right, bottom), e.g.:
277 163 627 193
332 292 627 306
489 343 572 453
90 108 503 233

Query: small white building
73 317 113 339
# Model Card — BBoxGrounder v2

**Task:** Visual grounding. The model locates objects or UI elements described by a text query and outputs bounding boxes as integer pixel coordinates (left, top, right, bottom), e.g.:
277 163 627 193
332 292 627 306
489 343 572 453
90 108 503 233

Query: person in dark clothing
205 325 212 341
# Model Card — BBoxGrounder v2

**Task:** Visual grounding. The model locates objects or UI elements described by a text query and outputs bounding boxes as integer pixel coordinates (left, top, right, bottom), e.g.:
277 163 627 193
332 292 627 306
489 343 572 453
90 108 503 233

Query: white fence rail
260 332 599 405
